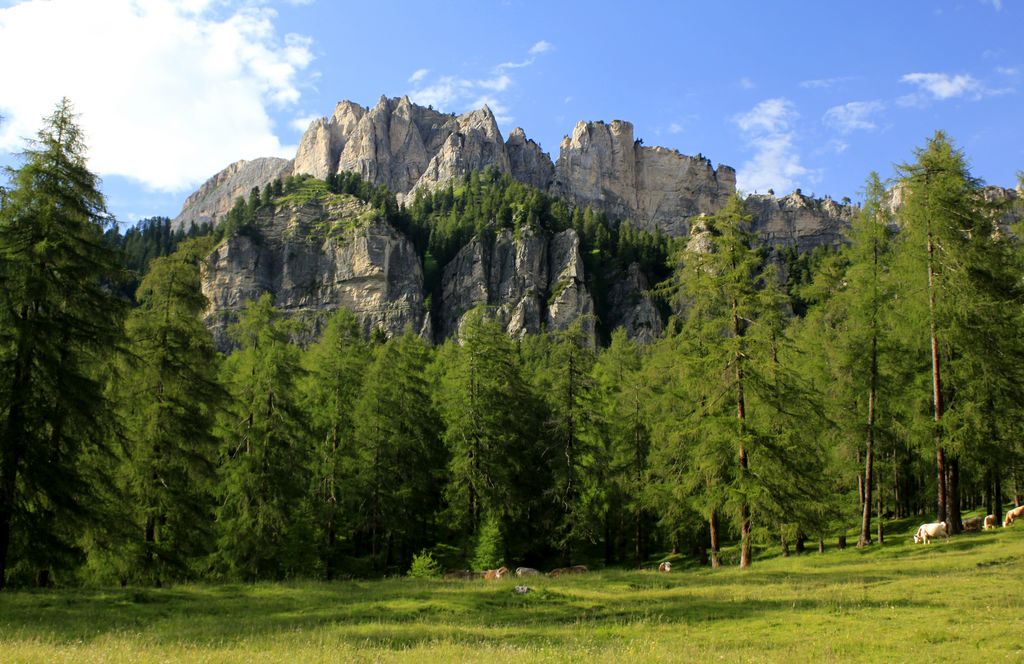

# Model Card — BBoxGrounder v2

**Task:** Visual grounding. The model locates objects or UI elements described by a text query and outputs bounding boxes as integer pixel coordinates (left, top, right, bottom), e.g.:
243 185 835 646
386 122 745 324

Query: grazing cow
962 516 984 532
913 521 949 544
658 561 672 573
984 514 998 530
515 567 540 577
1003 505 1024 527
484 566 509 580
443 570 481 580
548 565 588 577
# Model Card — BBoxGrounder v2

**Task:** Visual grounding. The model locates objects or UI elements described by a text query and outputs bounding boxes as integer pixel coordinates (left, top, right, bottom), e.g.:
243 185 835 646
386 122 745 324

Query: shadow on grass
0 578 945 652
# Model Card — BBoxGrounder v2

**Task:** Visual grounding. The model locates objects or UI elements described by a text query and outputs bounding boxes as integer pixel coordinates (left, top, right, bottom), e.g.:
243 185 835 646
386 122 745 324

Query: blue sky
1 0 1020 225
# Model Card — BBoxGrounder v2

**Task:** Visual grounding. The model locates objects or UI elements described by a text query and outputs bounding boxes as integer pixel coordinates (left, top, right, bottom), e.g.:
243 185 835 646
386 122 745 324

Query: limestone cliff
551 120 736 236
172 157 292 231
744 190 855 251
293 96 513 200
439 227 595 342
202 195 425 350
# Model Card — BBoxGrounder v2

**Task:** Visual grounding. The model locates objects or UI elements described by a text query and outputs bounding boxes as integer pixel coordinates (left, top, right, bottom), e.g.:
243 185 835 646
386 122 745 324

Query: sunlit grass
2 522 1023 662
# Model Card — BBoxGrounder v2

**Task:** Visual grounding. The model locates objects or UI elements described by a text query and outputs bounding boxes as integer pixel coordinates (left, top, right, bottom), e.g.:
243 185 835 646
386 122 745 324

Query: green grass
3 523 1024 662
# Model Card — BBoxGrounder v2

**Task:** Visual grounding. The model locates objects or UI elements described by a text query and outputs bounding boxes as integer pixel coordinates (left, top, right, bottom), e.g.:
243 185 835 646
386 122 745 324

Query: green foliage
113 239 223 585
0 99 127 588
215 294 313 580
470 516 503 570
406 549 442 578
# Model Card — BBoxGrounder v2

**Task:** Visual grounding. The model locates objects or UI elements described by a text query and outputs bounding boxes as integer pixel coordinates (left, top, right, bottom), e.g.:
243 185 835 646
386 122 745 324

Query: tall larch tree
215 293 312 580
299 308 369 580
0 99 126 588
116 238 222 585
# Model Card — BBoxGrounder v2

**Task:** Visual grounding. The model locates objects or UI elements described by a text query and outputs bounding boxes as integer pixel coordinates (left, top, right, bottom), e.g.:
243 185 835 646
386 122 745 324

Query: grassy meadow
2 519 1023 663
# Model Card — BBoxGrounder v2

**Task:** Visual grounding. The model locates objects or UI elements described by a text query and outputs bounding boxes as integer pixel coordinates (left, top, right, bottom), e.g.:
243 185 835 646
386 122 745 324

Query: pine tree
351 330 443 572
215 294 311 580
116 238 222 585
893 132 1024 531
435 307 545 563
592 328 651 566
0 99 127 588
299 308 369 579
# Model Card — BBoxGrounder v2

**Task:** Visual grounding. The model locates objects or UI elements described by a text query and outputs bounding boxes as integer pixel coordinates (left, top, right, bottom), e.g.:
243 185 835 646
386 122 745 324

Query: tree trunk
876 475 885 544
819 539 825 554
837 535 846 550
948 457 962 533
995 471 1003 525
927 224 947 526
709 511 721 569
733 298 752 570
859 334 878 547
780 532 790 557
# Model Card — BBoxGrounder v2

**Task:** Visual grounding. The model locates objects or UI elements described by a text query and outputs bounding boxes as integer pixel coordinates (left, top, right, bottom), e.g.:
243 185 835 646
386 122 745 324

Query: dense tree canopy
2 106 1022 586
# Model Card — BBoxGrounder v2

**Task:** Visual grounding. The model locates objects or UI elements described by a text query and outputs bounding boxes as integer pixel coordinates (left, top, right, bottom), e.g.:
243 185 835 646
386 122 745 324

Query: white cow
658 561 672 573
984 514 998 530
1004 505 1024 527
913 521 949 544
515 567 540 577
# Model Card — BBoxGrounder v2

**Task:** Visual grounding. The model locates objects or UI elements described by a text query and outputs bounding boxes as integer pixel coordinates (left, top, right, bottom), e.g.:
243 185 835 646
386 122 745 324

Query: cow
515 567 540 577
984 514 998 530
913 521 949 544
443 570 481 580
962 516 984 532
548 565 588 577
484 566 509 580
658 561 672 573
1003 505 1024 527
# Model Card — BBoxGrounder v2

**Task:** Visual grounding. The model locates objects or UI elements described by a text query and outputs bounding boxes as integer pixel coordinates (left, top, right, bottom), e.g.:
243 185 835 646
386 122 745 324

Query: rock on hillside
202 195 425 351
172 157 292 231
551 120 736 236
439 227 595 343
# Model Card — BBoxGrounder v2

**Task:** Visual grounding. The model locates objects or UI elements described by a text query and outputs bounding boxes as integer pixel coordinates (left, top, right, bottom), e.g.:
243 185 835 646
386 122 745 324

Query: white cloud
738 77 755 90
799 76 856 89
823 100 885 134
408 41 552 125
996 66 1019 76
982 0 1003 10
900 72 981 100
529 40 552 55
734 98 796 134
408 68 430 83
290 114 319 132
669 123 683 134
0 0 313 192
733 98 810 194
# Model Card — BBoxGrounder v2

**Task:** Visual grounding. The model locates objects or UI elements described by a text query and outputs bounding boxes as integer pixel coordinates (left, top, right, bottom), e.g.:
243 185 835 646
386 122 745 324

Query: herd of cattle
442 561 674 581
441 508 1024 580
913 504 1024 544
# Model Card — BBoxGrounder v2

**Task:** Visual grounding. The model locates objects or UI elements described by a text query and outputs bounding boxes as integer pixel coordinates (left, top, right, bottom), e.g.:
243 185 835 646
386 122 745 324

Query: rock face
439 227 595 342
506 127 555 191
293 96 513 200
172 158 292 231
604 263 663 345
551 120 736 236
744 191 855 251
202 197 424 351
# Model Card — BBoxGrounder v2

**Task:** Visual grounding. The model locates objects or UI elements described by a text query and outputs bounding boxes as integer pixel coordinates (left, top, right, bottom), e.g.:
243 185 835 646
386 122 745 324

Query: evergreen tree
435 307 546 563
592 328 651 565
533 320 599 563
299 308 369 579
0 99 126 588
215 294 311 580
893 132 1024 531
116 238 222 585
351 330 443 572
